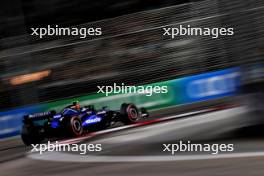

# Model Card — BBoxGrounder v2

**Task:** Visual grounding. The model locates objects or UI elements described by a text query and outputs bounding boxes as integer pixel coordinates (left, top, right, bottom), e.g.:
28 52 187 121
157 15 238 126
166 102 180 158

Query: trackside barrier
0 105 43 138
0 68 241 139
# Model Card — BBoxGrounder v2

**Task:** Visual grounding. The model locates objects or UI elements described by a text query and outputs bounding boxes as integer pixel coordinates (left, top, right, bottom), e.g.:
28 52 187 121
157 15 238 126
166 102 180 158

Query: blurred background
0 0 264 175
1 0 263 110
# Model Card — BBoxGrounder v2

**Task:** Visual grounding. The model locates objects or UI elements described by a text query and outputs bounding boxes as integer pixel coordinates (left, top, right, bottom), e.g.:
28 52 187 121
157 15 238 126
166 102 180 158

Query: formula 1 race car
21 102 149 145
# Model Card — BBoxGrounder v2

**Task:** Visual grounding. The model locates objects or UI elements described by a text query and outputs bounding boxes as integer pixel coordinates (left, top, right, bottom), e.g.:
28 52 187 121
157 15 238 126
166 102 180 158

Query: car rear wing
23 110 56 122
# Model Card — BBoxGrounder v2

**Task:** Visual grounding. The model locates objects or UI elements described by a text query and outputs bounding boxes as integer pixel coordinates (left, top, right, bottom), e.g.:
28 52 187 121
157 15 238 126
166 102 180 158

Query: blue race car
21 101 148 145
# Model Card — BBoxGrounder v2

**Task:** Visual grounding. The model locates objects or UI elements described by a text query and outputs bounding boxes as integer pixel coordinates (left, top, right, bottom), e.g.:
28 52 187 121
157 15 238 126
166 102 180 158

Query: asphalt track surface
1 106 264 176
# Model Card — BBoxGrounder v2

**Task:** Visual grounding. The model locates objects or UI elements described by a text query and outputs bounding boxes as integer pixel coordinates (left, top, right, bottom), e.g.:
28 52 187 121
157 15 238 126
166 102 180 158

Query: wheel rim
71 118 82 135
73 120 81 131
128 108 138 120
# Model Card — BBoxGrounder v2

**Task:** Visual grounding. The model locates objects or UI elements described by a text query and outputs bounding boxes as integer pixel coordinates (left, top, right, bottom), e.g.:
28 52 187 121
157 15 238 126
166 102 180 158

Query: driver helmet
71 101 81 111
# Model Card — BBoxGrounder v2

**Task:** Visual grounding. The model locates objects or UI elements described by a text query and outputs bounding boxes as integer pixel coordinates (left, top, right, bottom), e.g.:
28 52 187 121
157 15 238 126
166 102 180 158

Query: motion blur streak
9 70 52 85
0 0 263 109
0 0 264 175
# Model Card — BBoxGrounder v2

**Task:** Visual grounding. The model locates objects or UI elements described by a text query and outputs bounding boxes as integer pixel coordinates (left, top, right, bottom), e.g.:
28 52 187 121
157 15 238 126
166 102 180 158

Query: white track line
57 108 214 144
30 108 220 152
28 151 264 163
27 107 249 163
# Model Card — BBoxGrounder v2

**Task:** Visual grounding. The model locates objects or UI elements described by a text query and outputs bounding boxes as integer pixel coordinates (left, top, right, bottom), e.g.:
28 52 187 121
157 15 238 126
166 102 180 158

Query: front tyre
120 103 139 124
65 116 83 137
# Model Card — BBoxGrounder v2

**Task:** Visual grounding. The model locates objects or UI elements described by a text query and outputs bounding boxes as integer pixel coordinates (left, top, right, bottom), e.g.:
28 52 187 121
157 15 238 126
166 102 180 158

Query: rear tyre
65 116 83 137
120 103 139 124
21 125 44 146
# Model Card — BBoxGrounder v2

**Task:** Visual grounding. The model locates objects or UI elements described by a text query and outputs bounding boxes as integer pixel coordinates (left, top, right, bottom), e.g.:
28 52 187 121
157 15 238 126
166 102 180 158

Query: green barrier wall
44 80 177 112
0 67 241 138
